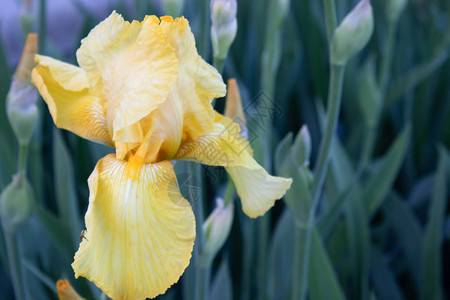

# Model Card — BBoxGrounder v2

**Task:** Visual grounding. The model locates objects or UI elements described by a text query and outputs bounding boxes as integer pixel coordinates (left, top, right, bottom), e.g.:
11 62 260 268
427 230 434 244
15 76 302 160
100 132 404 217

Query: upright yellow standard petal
72 154 195 299
32 57 112 146
75 11 142 93
76 11 179 140
160 17 226 140
175 113 292 218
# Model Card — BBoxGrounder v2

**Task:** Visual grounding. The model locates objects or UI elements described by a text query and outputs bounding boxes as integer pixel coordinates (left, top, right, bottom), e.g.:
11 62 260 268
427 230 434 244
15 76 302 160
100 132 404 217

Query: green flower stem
223 180 235 206
213 57 226 74
195 264 211 300
257 214 269 300
357 125 376 173
379 20 397 93
323 0 338 44
311 64 345 220
254 138 271 300
17 145 28 174
38 0 46 54
240 217 255 300
291 225 305 300
198 0 210 59
3 230 24 300
296 64 345 300
190 163 209 300
256 0 291 296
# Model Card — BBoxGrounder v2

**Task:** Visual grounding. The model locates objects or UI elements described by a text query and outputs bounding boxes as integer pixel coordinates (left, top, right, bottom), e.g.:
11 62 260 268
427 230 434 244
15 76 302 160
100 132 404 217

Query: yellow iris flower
32 12 292 300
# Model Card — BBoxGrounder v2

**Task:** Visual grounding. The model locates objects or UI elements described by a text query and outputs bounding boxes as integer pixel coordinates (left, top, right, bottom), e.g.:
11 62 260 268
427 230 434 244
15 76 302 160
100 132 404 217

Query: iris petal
31 61 111 146
76 11 179 140
160 17 226 140
34 55 89 91
72 154 195 300
175 113 292 218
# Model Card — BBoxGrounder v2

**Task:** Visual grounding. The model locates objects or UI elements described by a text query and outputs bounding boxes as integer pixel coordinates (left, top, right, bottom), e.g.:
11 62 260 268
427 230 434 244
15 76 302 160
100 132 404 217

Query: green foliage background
0 0 449 299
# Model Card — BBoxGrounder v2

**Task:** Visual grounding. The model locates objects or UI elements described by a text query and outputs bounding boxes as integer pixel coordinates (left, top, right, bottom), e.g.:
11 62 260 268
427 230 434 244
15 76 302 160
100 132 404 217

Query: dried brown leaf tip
224 78 246 123
15 33 38 83
56 279 85 300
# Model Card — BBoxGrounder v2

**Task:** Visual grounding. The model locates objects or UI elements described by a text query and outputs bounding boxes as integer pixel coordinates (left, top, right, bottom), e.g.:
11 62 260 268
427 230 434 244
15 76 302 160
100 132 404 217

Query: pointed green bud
386 0 408 23
210 0 237 60
358 57 382 128
161 0 184 17
7 33 39 146
199 199 234 267
330 0 374 66
291 125 311 167
7 80 39 146
0 173 33 234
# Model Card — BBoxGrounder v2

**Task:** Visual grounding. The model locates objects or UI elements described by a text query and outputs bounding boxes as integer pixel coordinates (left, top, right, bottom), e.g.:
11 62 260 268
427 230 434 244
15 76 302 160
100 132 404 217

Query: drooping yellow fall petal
31 59 112 146
72 154 195 300
226 162 293 218
56 280 85 300
175 113 292 218
160 16 226 140
76 11 179 140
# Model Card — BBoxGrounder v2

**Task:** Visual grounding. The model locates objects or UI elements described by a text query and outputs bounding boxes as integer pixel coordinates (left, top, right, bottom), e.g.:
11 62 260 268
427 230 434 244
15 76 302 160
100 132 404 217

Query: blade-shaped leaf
210 260 233 300
421 147 448 300
344 189 370 300
268 210 296 299
34 205 72 255
53 129 82 249
370 248 405 300
308 229 345 300
365 125 411 215
383 192 423 289
22 259 57 293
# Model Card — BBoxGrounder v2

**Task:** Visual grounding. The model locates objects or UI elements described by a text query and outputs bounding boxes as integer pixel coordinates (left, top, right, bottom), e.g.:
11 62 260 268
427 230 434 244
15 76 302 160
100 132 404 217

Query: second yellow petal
31 61 112 146
175 113 292 218
72 155 195 300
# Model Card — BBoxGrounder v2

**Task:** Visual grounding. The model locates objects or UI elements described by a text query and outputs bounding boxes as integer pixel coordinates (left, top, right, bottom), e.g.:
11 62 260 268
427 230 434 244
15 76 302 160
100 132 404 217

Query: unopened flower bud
330 0 374 66
161 0 184 17
0 173 33 235
386 0 408 23
225 79 247 139
291 125 311 167
199 199 234 267
56 279 85 300
7 33 39 146
210 0 237 60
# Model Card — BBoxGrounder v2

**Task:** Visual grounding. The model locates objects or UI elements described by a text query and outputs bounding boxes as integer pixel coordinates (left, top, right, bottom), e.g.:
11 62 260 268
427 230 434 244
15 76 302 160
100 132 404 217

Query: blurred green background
0 0 449 299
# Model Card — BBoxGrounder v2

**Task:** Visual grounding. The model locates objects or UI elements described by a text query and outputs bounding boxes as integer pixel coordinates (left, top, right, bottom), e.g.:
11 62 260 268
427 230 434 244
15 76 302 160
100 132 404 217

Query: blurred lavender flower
0 0 119 67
